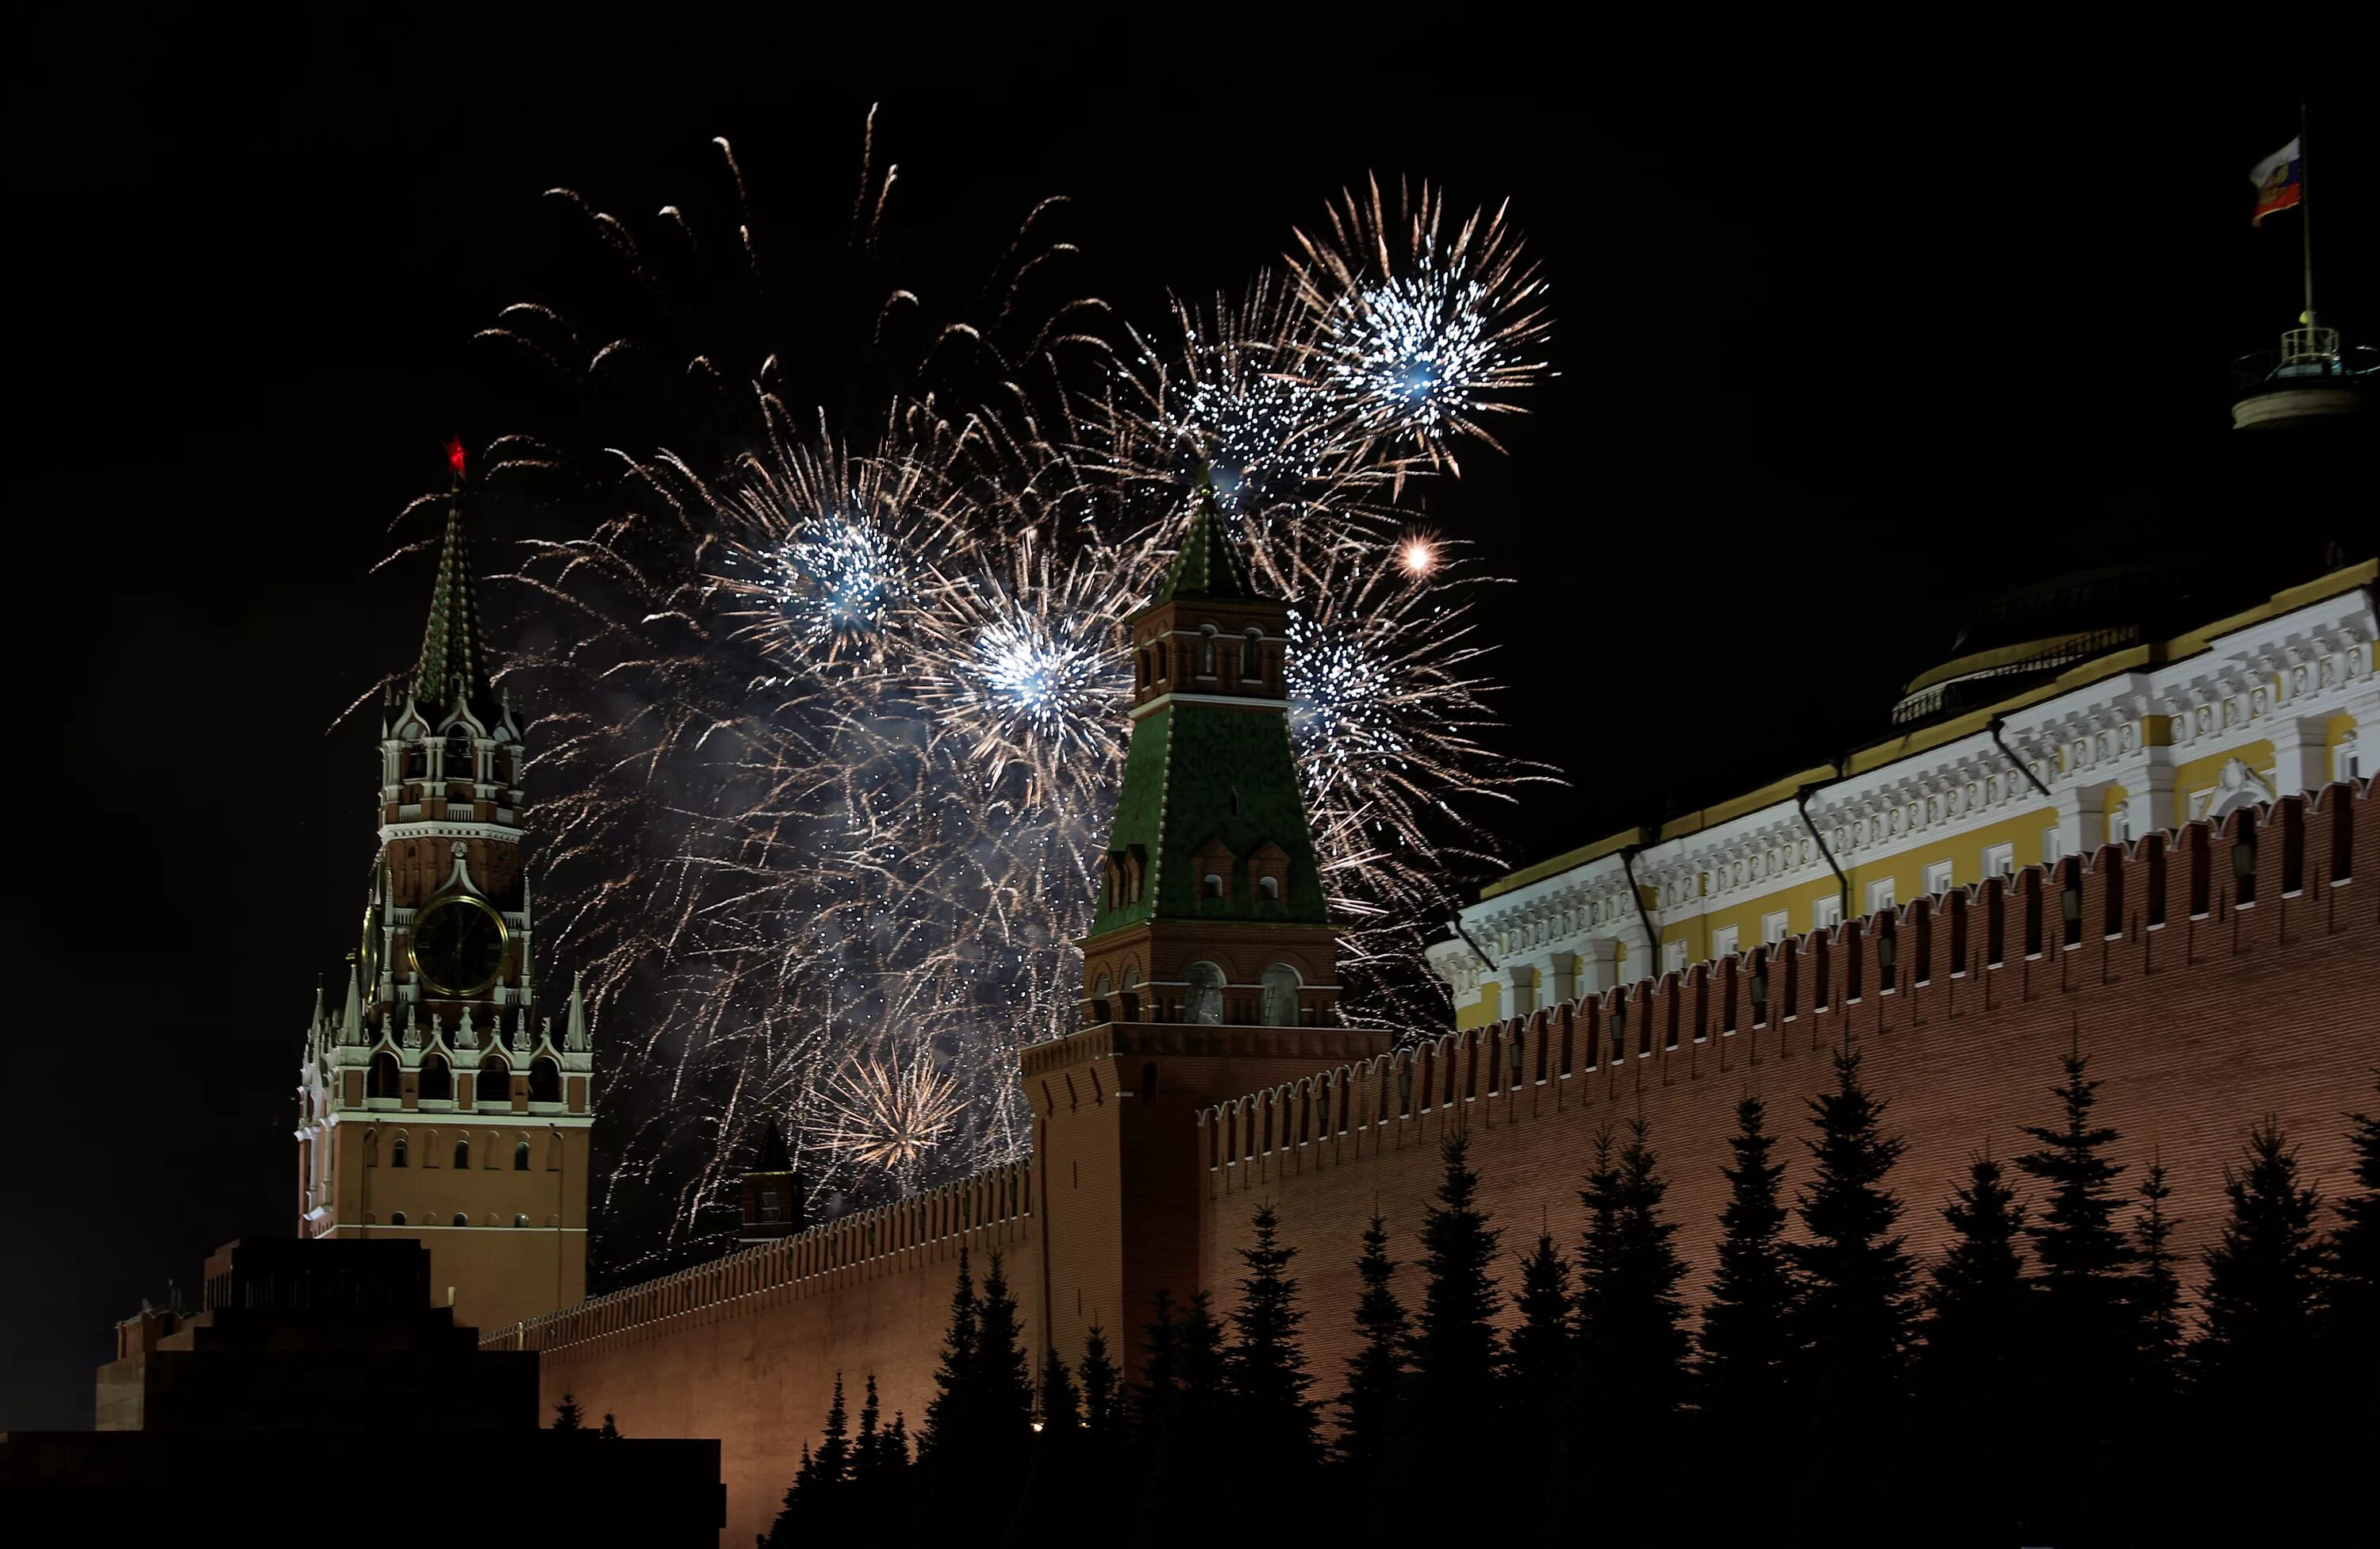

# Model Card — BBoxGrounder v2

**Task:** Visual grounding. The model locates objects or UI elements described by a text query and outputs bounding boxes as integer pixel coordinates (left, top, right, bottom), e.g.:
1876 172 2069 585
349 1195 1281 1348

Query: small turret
738 1122 804 1247
564 972 590 1052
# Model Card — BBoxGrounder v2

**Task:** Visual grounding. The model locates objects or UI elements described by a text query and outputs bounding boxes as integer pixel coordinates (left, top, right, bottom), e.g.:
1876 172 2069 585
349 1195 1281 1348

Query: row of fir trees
767 1049 2378 1547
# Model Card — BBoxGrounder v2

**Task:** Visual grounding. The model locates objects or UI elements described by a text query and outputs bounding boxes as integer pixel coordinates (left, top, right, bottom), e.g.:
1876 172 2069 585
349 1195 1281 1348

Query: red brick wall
493 1163 1037 1549
489 787 2374 1546
1197 784 2379 1398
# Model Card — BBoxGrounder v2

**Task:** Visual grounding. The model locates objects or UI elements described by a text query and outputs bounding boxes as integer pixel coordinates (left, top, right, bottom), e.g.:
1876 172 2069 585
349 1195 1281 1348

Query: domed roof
1891 554 2231 727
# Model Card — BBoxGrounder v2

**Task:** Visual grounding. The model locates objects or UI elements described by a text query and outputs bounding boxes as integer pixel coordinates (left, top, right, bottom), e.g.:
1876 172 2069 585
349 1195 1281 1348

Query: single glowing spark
1395 531 1440 578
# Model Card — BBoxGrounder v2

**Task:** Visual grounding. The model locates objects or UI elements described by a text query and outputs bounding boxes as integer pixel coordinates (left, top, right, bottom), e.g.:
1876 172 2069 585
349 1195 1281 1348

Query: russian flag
2250 138 2303 226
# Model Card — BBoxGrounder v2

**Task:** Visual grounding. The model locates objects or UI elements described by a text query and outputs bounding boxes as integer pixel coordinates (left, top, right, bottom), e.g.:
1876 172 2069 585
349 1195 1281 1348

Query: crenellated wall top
1206 779 2374 1159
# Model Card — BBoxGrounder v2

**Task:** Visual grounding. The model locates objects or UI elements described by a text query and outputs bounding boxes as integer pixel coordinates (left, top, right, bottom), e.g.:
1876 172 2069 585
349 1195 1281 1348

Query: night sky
6 16 2371 1428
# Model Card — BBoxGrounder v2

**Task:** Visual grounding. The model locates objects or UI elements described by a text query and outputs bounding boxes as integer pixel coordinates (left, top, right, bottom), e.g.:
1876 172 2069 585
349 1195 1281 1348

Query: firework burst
1290 177 1553 470
464 136 1557 1268
809 1049 967 1191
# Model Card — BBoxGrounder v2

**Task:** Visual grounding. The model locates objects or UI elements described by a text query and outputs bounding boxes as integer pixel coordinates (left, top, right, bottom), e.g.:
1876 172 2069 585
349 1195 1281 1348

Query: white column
1613 917 1657 984
1547 951 1580 1006
1502 964 1540 1017
1577 937 1624 994
2056 780 2117 861
2267 715 2330 795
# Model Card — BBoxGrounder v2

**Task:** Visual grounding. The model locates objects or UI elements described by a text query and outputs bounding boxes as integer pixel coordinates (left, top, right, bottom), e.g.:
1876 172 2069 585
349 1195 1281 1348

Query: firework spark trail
467 146 1558 1271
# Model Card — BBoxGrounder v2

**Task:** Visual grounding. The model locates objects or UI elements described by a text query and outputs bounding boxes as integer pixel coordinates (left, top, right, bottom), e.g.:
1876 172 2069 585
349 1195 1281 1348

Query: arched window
453 1137 470 1171
1203 872 1224 899
1196 626 1217 677
389 1211 406 1227
1257 875 1279 901
1260 964 1300 1027
515 1141 531 1171
529 1057 562 1104
477 1056 510 1106
368 1052 402 1099
1240 630 1262 684
451 1214 468 1228
392 1137 409 1168
1184 962 1226 1026
419 1055 452 1102
447 730 474 784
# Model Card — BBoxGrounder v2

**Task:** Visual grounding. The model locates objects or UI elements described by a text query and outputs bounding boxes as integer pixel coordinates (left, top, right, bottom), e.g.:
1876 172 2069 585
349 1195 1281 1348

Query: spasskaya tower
294 442 594 1331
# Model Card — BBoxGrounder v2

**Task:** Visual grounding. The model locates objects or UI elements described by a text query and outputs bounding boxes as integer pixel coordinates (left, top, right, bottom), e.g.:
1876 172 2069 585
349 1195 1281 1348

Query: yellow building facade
1432 559 2377 1028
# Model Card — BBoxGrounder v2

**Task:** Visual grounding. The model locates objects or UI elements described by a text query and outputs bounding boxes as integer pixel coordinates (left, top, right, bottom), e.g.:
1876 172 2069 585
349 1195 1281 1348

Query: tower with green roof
1027 487 1385 1386
1079 485 1338 1029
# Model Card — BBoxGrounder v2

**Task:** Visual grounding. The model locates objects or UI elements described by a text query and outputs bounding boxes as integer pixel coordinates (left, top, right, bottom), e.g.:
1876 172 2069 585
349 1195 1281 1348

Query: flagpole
2298 101 2315 328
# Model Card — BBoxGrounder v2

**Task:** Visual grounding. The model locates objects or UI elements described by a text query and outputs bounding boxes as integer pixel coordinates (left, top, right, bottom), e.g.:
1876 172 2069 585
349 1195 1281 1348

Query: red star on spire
445 435 467 481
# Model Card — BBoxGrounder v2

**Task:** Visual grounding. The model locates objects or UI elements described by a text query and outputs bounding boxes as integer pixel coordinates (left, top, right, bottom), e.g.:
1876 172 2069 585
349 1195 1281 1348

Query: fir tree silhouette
1915 1156 2029 1546
917 1247 978 1469
1415 1134 1503 1404
1698 1095 1798 1544
1408 1134 1502 1540
767 1378 854 1546
2128 1158 2190 1546
1506 1225 1572 1532
1077 1324 1123 1438
549 1392 585 1431
1038 1346 1081 1433
1008 1349 1084 1549
2318 1079 2380 1542
2191 1118 2330 1543
1221 1204 1319 1525
972 1252 1035 1440
2131 1158 2185 1385
1334 1213 1410 1482
813 1373 851 1488
1133 1289 1228 1549
1574 1118 1690 1545
1784 1041 1914 1549
2013 1046 2140 1542
2193 1118 2325 1385
2320 1076 2380 1346
1224 1204 1319 1463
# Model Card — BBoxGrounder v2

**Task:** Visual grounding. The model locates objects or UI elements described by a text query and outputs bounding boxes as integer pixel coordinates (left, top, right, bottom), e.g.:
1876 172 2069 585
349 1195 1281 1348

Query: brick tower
1027 485 1390 1373
294 446 594 1332
737 1121 805 1247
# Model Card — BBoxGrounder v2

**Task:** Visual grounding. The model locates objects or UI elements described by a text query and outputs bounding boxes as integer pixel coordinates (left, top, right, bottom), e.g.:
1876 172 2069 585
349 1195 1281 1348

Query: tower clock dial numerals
408 894 509 997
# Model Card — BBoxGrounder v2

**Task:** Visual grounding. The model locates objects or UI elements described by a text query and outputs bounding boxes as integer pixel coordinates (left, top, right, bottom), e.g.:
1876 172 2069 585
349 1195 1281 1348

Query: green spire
1154 479 1257 604
411 486 493 713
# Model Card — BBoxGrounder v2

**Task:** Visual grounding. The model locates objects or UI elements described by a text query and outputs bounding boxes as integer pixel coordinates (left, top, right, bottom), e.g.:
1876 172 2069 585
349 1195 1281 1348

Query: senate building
90 323 2379 1546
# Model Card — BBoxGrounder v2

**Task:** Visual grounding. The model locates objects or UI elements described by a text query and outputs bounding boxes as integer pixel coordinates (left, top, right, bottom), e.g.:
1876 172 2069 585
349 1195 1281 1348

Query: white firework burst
809 1051 968 1189
1291 177 1553 469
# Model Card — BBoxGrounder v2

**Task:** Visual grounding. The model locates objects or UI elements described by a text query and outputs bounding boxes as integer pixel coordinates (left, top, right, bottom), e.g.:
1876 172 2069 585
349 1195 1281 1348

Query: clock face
408 894 509 997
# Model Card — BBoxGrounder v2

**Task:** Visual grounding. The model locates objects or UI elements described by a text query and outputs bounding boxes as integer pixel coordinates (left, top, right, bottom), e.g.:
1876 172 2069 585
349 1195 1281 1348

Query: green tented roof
411 497 495 715
1154 484 1257 604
